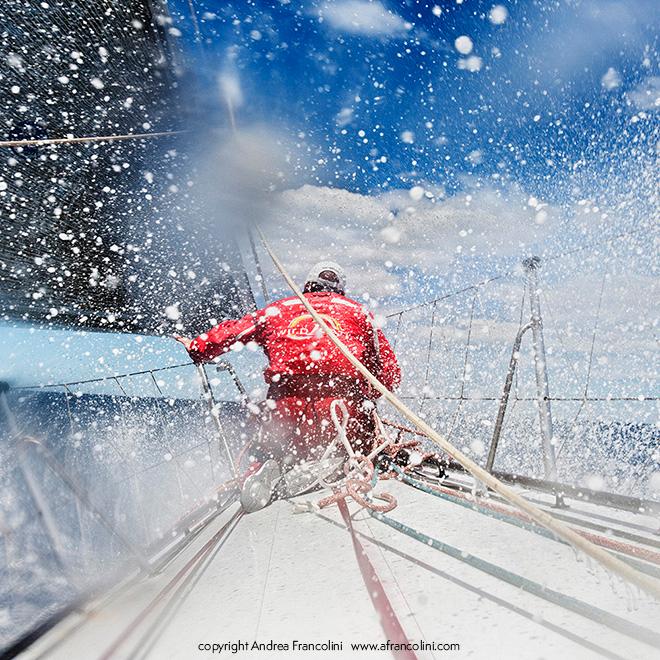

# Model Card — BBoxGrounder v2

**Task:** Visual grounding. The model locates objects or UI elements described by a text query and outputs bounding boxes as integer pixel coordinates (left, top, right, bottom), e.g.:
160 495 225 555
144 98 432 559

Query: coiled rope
255 225 660 600
315 400 397 513
297 402 441 514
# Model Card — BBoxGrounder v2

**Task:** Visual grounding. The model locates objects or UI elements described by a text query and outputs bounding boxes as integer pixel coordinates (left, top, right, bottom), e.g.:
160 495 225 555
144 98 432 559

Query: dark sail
0 0 255 335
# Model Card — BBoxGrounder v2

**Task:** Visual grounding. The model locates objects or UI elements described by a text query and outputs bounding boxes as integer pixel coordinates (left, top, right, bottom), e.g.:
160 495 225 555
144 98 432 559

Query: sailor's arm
174 312 260 364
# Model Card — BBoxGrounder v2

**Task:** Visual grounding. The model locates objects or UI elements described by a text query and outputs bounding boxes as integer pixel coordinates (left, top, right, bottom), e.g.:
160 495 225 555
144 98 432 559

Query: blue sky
168 0 658 199
1 0 657 392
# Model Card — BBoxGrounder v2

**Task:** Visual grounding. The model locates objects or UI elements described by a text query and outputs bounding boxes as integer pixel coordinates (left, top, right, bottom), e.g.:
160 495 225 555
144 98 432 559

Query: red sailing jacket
188 292 401 397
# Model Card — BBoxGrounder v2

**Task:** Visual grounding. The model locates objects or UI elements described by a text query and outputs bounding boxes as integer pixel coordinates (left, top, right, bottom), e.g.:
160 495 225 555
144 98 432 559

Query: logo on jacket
286 313 341 341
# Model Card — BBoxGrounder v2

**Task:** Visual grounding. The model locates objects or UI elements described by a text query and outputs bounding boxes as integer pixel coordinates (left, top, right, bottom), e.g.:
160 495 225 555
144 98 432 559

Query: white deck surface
24 477 660 660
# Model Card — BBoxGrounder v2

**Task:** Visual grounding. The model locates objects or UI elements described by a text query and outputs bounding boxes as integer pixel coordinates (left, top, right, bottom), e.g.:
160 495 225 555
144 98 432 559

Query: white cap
305 261 346 293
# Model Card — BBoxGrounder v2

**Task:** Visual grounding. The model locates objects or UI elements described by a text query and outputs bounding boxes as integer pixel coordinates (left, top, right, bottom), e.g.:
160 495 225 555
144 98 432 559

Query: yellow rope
255 225 660 600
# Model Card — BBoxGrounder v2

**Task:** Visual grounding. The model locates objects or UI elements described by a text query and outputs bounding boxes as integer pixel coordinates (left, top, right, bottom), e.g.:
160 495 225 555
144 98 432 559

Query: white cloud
244 176 655 405
261 183 563 306
508 0 652 86
319 1 409 37
626 76 660 110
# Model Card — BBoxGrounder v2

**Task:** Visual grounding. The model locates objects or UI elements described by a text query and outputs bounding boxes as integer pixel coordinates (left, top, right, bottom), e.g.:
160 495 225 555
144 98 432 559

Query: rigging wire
391 311 404 351
583 271 608 400
14 362 193 390
539 288 593 461
0 130 184 149
248 228 271 304
458 290 477 401
387 276 503 318
514 285 527 398
13 366 656 401
439 289 479 442
417 301 438 413
535 290 586 445
555 271 608 459
147 371 209 500
398 395 658 402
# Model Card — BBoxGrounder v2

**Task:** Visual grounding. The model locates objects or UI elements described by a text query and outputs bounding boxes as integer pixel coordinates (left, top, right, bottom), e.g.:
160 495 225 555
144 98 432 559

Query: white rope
255 225 660 600
291 399 389 509
292 403 398 514
328 400 392 462
323 400 390 487
329 400 355 457
287 400 355 504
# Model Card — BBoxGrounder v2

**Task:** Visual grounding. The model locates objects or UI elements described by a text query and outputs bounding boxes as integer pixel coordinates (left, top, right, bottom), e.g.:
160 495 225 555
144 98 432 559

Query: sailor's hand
172 335 193 351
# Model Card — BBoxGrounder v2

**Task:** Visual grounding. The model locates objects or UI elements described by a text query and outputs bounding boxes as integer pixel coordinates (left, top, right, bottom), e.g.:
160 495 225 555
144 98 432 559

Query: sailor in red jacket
175 261 401 508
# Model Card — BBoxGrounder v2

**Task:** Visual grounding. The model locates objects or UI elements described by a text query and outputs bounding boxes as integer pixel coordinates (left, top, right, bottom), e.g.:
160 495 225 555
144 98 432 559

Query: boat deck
23 475 660 660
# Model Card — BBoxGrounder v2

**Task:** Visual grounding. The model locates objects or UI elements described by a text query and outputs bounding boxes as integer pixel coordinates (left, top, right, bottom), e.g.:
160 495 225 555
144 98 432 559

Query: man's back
187 291 400 395
257 292 378 382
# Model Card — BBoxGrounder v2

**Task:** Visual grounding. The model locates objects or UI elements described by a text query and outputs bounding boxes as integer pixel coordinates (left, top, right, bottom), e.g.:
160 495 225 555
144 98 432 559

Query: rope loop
317 447 397 513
